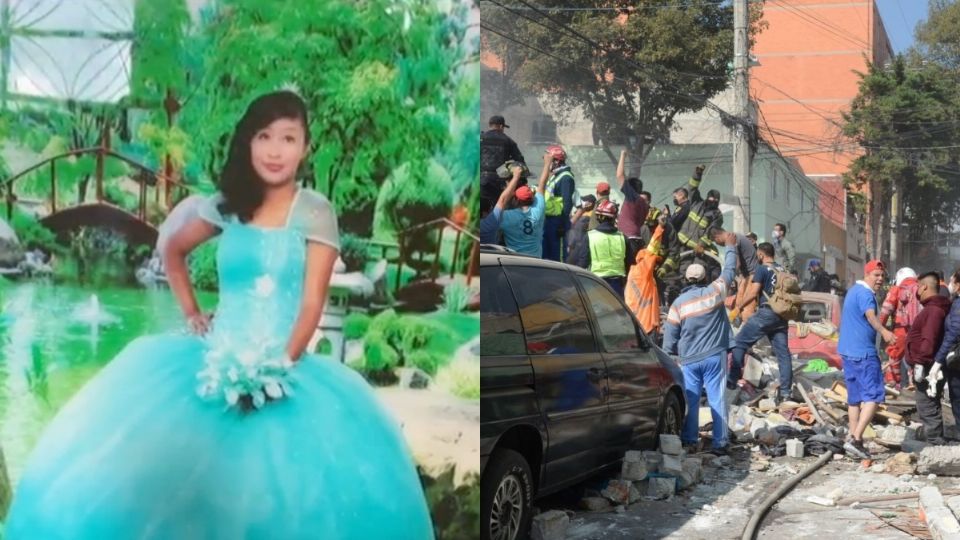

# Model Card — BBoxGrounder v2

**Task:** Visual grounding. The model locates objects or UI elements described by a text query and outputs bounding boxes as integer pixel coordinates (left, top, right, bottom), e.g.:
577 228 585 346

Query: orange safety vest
625 225 665 335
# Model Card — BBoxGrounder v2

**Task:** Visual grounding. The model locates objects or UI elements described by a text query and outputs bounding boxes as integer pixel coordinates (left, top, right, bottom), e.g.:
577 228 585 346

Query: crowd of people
479 114 960 460
478 114 830 336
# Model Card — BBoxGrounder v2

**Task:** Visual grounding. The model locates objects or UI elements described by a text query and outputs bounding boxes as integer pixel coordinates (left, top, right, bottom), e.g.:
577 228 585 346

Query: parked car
787 291 843 369
480 248 686 540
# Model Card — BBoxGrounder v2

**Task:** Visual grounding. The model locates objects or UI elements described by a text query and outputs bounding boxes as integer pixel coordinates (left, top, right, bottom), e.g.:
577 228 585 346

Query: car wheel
658 391 683 438
481 448 534 540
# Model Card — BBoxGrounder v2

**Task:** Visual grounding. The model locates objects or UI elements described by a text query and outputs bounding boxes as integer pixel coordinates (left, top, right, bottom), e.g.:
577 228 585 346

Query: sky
875 0 929 54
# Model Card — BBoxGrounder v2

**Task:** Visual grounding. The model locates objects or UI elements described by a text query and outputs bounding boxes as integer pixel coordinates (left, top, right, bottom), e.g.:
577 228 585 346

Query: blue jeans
730 306 792 396
682 352 728 449
542 216 567 262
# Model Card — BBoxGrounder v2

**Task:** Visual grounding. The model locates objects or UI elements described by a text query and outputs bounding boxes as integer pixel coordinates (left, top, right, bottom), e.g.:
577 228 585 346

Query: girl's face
250 117 308 186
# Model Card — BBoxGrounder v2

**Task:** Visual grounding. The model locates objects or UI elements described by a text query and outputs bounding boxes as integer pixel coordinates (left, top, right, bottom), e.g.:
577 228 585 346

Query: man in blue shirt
838 260 897 459
500 152 551 257
662 231 738 455
479 165 523 245
729 242 792 403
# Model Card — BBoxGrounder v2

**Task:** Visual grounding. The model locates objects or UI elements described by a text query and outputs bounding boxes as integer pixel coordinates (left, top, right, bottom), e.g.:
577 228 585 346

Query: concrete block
580 497 611 511
531 510 570 540
882 425 909 444
661 453 684 476
622 451 648 481
601 479 638 506
677 469 697 491
919 486 960 540
758 398 777 412
786 438 804 458
947 496 960 522
743 355 763 386
683 457 704 484
642 451 663 471
918 446 960 476
647 476 676 500
660 434 683 455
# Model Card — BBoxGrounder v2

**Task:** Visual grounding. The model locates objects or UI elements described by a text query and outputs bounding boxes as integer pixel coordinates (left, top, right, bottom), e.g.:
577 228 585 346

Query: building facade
751 0 894 283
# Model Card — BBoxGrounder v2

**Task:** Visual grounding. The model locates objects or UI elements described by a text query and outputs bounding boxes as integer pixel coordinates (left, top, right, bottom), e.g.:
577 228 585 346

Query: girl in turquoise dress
5 91 434 539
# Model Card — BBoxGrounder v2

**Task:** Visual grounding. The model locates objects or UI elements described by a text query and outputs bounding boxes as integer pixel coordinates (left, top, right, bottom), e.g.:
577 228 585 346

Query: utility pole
732 0 751 234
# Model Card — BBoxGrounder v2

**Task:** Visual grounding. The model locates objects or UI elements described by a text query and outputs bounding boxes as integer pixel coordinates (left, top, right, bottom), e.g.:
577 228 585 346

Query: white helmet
895 267 917 286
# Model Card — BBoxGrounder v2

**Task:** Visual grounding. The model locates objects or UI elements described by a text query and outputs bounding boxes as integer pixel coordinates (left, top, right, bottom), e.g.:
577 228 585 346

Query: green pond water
0 282 215 485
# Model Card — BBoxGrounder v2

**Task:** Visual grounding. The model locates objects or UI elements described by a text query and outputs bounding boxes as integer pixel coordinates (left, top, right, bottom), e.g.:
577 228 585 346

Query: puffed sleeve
291 189 340 251
197 192 228 228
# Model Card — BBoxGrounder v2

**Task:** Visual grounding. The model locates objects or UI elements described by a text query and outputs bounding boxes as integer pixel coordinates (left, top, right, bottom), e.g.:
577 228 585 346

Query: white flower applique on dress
254 274 276 298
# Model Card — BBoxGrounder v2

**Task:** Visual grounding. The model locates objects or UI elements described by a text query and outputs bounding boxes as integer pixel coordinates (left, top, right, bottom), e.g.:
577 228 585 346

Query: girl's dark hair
218 90 310 222
952 268 960 284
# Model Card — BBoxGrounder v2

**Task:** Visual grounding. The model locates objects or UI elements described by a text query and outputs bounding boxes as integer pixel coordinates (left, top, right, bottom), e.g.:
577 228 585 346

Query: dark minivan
480 247 686 540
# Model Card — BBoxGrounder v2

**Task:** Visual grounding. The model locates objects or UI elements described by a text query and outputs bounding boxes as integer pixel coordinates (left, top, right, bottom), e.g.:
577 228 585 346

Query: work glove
926 363 944 398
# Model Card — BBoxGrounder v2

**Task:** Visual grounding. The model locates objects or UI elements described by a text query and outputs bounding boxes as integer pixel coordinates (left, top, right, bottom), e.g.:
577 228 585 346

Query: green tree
480 0 765 170
178 0 468 235
916 0 960 70
842 55 960 261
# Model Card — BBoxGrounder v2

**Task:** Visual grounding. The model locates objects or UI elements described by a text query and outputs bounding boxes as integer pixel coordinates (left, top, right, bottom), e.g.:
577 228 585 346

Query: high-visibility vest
545 170 575 217
626 225 665 334
588 230 626 278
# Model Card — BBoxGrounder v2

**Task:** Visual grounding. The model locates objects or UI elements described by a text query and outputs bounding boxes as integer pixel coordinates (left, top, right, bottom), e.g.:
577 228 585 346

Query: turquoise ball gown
5 190 434 539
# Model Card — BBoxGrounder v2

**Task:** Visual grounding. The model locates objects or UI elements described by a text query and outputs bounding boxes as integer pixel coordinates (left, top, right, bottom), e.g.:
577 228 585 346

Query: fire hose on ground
740 450 835 540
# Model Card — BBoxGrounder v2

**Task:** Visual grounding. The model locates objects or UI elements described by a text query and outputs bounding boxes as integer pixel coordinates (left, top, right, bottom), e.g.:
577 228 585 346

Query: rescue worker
663 231 739 455
542 145 577 262
567 194 597 262
803 259 833 293
480 115 525 206
626 213 669 338
615 149 650 262
880 267 922 389
587 182 611 231
571 199 632 297
660 166 722 304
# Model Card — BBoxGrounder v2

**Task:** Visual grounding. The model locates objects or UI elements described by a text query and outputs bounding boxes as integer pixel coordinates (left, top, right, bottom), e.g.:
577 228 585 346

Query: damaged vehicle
480 248 686 540
787 291 843 370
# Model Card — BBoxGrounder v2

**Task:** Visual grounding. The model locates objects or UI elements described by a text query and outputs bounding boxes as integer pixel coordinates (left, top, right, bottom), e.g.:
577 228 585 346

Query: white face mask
772 230 782 239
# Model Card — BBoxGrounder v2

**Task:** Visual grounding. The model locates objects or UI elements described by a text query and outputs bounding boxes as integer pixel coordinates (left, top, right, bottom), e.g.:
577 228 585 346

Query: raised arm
497 166 523 210
616 149 627 189
537 152 552 194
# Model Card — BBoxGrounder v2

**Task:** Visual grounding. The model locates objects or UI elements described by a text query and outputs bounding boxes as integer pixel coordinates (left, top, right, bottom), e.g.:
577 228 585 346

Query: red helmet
546 145 566 162
595 199 618 218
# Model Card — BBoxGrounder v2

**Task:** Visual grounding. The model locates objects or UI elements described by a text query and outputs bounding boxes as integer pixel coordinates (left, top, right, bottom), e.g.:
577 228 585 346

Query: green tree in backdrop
842 2 960 262
481 0 765 171
176 0 470 235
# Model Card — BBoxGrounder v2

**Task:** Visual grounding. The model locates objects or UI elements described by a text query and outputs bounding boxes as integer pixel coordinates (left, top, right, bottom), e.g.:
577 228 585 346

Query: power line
478 1 729 12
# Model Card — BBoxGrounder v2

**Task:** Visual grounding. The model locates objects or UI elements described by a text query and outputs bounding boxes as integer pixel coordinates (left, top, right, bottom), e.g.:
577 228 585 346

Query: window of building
530 117 558 143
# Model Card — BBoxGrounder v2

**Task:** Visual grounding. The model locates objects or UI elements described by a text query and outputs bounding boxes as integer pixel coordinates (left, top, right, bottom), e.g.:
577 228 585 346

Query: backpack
764 267 804 321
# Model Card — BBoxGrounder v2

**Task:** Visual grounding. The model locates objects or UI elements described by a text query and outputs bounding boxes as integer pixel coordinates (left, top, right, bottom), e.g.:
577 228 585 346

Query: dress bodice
197 189 340 356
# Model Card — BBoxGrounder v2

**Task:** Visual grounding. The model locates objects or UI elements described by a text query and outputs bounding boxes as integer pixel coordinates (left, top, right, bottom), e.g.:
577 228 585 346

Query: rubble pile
724 352 920 461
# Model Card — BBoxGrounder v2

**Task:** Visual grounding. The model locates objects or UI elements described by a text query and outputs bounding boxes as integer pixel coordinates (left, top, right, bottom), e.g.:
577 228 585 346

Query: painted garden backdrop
0 0 479 538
